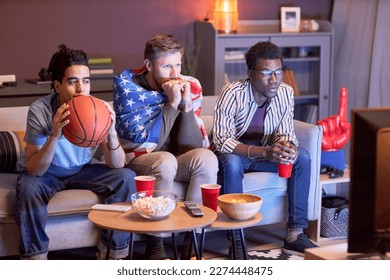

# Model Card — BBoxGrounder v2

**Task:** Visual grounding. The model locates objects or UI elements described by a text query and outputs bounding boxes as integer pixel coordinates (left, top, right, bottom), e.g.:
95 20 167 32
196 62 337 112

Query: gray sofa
0 95 322 257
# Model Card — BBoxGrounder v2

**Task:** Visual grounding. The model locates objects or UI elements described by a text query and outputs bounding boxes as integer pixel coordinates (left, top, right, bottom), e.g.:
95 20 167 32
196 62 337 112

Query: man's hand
265 141 298 164
317 87 351 151
161 79 183 109
51 103 70 140
161 78 194 112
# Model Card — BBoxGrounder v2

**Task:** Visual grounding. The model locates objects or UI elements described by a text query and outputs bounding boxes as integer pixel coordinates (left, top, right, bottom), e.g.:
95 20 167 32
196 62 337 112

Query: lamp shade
213 0 238 33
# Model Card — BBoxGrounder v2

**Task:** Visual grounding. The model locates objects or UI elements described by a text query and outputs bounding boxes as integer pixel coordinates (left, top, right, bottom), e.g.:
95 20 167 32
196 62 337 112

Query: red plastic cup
278 163 292 178
134 176 155 195
200 184 221 212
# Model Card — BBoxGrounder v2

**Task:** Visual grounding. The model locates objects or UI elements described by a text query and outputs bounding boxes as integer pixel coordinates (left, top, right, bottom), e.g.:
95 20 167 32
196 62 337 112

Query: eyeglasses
255 69 284 79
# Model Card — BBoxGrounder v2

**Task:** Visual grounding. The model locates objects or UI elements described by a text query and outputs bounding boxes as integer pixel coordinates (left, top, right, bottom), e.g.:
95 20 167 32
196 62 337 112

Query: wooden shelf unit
195 19 334 123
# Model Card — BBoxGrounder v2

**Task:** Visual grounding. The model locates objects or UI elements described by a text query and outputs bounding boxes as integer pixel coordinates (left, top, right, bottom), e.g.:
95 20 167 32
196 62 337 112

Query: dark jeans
14 164 136 259
215 147 311 229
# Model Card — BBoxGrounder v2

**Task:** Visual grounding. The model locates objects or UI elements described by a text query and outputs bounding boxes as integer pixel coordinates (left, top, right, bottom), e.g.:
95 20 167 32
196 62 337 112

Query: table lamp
213 0 238 33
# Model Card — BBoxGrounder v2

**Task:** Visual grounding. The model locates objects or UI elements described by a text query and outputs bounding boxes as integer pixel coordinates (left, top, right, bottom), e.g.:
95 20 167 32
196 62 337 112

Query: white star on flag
138 93 147 102
133 114 141 122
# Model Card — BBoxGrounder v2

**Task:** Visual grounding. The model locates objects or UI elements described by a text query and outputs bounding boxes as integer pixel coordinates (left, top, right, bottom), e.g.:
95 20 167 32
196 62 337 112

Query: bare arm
25 103 70 176
101 101 126 168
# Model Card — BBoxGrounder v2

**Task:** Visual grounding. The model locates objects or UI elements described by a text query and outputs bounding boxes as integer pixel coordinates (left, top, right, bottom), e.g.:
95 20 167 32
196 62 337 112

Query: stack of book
89 57 114 80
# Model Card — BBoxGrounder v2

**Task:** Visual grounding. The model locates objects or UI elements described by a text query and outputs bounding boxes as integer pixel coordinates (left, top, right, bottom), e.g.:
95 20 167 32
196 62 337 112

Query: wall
0 0 332 80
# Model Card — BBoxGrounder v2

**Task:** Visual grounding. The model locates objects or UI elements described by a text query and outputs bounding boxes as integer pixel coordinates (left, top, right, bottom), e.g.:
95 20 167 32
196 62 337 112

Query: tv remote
91 204 131 212
184 201 204 217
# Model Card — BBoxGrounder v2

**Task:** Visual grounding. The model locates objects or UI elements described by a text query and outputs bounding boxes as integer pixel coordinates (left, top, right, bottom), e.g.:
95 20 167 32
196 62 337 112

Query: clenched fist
317 87 351 151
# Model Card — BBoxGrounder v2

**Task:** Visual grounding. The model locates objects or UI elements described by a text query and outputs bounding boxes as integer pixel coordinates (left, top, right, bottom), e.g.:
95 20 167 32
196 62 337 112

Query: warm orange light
214 0 238 34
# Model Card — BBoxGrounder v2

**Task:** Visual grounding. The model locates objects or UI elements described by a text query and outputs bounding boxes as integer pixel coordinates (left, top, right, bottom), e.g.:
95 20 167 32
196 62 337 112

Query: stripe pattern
0 131 23 173
212 78 298 154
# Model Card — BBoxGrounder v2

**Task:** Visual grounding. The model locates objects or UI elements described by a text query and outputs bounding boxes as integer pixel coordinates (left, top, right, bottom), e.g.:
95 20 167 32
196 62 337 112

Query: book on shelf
88 57 112 65
88 57 114 79
90 68 114 75
283 69 299 96
89 63 114 70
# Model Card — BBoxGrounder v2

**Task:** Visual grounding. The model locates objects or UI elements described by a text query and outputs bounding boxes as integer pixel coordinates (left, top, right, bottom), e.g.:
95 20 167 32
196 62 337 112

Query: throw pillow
0 130 24 173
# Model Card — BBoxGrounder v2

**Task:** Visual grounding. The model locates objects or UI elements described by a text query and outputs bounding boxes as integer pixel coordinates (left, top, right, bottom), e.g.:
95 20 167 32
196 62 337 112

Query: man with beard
113 34 218 259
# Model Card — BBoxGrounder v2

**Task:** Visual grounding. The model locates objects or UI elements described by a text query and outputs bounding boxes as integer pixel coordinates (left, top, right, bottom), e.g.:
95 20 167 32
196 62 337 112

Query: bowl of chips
218 193 262 220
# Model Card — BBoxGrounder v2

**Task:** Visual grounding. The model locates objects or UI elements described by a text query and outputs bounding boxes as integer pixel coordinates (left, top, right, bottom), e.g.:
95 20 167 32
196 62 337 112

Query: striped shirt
212 78 298 154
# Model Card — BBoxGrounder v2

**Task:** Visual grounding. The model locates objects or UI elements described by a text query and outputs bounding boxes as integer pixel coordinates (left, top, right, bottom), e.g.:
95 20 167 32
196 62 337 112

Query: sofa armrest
294 120 323 220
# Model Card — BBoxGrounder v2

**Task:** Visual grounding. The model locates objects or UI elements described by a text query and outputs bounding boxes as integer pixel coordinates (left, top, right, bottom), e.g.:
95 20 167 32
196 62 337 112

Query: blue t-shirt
19 93 96 177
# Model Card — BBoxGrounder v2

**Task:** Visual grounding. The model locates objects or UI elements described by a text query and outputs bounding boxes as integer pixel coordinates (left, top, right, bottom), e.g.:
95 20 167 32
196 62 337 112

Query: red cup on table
200 183 221 212
134 176 155 195
278 162 292 178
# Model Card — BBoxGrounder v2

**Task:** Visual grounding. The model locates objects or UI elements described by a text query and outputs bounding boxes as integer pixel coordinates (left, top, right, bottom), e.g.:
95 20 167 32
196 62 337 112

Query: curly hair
48 44 88 87
245 41 283 71
144 34 184 62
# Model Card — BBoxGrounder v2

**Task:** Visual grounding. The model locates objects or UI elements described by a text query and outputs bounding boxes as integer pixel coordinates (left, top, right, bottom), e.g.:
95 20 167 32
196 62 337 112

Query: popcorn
133 196 176 218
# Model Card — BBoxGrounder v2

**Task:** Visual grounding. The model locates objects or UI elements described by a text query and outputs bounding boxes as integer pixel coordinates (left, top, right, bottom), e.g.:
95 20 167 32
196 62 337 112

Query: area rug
208 248 303 260
248 248 303 260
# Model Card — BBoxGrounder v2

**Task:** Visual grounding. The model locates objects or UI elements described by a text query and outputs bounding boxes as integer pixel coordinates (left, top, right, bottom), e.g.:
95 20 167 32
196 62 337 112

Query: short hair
48 44 89 87
245 41 283 71
144 34 184 62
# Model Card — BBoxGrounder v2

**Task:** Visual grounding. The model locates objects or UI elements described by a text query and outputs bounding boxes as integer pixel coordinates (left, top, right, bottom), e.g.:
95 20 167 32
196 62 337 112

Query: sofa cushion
0 131 24 173
0 173 102 222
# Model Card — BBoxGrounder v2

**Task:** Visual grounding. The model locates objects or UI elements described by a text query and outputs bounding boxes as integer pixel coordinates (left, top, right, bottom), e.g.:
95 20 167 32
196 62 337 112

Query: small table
199 209 263 260
88 202 217 260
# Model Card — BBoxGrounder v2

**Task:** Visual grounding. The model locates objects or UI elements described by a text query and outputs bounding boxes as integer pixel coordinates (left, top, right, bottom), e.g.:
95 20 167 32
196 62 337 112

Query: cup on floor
200 184 221 212
134 176 155 195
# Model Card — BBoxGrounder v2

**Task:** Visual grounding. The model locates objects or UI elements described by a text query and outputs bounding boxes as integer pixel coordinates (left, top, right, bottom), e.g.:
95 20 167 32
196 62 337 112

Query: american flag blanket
113 68 209 153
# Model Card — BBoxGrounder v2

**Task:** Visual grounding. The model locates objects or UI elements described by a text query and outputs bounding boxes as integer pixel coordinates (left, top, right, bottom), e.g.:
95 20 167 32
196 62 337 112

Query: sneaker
282 233 318 256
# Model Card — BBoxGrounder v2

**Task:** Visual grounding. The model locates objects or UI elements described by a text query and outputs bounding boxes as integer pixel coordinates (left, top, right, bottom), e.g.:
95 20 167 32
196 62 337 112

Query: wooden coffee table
199 208 263 260
88 202 217 260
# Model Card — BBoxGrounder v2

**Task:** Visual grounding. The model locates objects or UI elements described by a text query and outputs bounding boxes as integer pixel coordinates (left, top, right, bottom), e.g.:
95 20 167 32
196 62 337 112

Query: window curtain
331 0 390 112
331 0 390 164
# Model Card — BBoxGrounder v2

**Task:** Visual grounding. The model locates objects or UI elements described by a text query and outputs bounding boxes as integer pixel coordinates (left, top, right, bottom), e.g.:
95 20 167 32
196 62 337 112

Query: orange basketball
63 95 111 147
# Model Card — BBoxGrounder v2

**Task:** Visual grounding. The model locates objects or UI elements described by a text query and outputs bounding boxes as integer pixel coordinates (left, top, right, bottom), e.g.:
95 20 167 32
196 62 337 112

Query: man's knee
296 148 311 168
216 152 243 173
192 148 218 169
17 175 48 199
150 152 178 177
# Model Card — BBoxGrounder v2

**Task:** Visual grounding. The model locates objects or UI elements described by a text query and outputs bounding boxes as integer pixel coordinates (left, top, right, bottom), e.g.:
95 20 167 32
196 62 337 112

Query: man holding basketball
13 44 136 260
113 34 218 259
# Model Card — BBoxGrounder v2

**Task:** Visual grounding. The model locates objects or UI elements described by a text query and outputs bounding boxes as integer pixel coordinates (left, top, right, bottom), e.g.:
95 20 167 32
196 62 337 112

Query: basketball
63 95 112 147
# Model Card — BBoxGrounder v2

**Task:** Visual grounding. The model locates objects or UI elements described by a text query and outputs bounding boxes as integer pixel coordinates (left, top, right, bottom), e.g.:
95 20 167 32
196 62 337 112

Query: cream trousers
126 148 218 204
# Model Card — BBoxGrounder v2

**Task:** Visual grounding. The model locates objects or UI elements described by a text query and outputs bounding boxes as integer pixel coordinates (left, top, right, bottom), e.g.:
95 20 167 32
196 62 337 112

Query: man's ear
144 59 152 72
248 69 254 80
53 80 61 93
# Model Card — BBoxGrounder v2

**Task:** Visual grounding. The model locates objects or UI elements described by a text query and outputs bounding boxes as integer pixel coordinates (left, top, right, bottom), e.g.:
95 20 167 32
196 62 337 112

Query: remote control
91 204 131 212
184 201 204 217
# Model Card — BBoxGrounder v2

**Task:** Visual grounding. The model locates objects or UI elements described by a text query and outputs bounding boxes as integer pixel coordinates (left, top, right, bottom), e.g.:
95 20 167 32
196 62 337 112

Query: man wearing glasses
212 41 317 258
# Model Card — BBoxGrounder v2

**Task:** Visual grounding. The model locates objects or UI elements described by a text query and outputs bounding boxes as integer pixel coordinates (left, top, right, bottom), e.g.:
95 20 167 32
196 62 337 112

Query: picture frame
281 7 301 32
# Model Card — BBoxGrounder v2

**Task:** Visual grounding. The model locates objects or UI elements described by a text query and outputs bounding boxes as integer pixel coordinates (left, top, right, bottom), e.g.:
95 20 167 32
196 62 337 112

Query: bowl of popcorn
131 190 178 220
217 193 262 220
